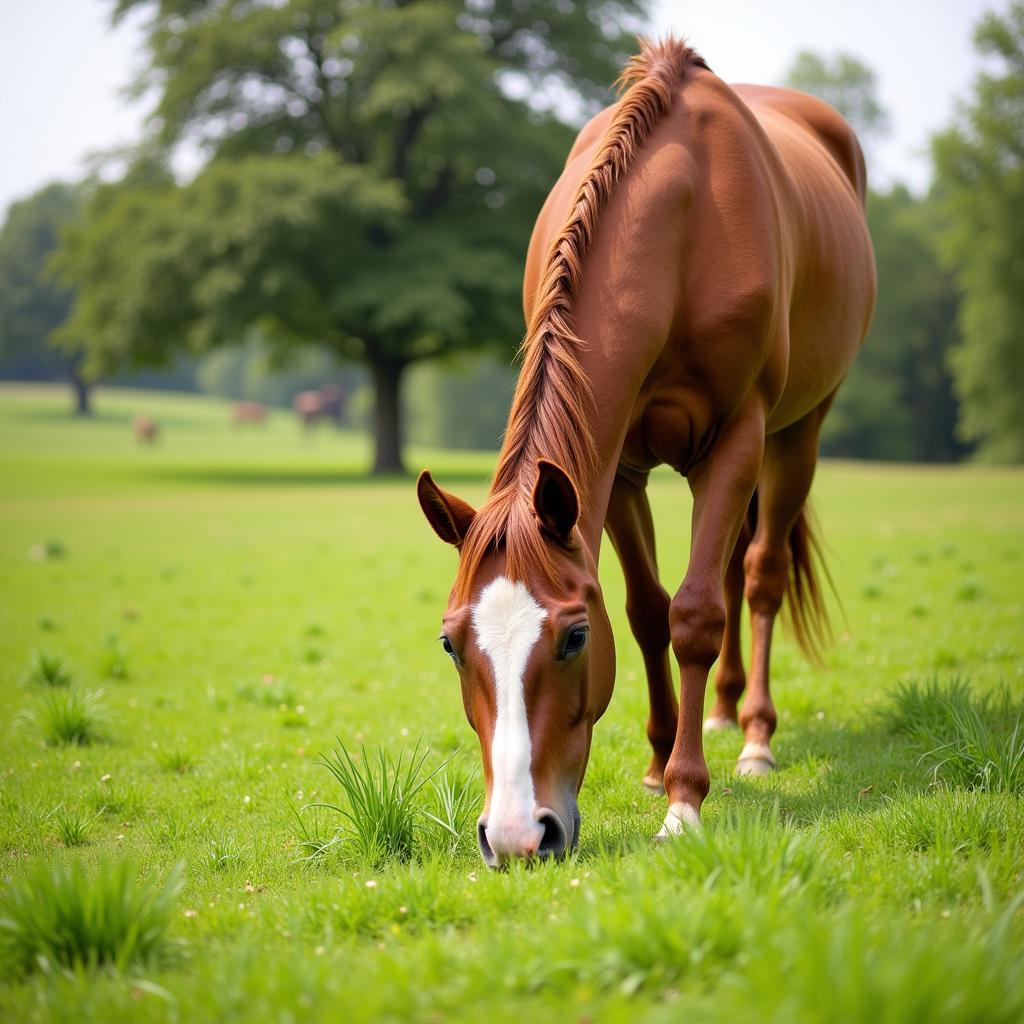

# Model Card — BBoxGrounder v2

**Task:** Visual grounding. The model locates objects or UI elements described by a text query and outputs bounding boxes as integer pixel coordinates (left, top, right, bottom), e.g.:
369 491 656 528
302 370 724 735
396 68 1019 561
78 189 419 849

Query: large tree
57 0 646 473
0 183 93 414
933 2 1024 462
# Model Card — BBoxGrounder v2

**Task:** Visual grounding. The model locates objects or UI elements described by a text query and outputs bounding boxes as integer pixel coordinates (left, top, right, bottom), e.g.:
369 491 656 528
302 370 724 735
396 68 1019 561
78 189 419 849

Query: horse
132 416 159 445
232 401 268 426
417 37 875 867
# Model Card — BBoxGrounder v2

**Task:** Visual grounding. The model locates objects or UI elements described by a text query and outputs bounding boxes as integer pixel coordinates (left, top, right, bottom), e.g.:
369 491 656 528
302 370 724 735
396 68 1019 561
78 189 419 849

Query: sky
0 0 1000 215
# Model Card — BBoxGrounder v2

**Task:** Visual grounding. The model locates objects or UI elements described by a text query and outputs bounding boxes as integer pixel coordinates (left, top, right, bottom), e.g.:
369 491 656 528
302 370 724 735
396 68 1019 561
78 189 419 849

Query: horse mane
454 37 708 603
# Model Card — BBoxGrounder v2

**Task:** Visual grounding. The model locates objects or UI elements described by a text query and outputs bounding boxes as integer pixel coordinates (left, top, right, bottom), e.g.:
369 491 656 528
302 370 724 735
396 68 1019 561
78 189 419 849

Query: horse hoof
642 773 666 794
735 741 776 777
654 801 701 841
703 715 739 732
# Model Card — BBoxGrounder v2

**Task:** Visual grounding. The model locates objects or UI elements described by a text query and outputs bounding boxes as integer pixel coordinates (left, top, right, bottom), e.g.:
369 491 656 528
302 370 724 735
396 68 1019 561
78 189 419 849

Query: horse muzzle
477 803 576 868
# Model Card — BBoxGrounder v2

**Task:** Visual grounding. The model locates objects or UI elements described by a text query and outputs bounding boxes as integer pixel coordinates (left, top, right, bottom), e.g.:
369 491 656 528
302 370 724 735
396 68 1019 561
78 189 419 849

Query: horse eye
440 635 456 660
561 625 589 659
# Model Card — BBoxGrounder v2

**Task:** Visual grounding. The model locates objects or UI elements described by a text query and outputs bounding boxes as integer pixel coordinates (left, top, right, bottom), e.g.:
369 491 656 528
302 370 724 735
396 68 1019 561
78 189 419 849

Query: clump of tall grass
19 688 110 746
883 677 1024 792
0 858 182 978
421 765 478 855
155 748 195 775
48 805 103 849
298 742 452 867
22 651 73 688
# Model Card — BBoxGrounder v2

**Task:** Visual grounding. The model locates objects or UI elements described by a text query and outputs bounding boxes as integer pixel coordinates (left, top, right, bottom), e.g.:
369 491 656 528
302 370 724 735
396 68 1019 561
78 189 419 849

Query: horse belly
768 205 875 433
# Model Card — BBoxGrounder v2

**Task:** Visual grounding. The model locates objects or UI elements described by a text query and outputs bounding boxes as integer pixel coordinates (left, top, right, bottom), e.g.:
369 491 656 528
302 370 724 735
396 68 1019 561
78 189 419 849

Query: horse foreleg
704 518 750 731
605 473 678 793
659 407 765 837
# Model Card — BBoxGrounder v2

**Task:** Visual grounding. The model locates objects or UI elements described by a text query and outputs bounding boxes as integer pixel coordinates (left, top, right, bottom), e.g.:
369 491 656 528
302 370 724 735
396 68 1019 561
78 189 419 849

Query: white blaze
472 576 546 847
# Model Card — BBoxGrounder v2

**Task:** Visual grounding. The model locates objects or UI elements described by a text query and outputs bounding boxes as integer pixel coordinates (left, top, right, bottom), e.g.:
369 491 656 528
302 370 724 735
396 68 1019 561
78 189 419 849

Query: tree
58 0 647 473
0 183 93 414
784 50 889 146
822 187 965 462
932 2 1024 462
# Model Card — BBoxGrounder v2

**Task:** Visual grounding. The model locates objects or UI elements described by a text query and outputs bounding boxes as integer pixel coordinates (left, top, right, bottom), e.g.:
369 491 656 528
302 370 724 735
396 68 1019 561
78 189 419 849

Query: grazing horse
417 37 875 866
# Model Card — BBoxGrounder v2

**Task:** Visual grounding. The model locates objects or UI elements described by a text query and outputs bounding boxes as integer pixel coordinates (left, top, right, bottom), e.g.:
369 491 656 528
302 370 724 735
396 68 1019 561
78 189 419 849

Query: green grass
0 383 1022 1021
0 858 182 978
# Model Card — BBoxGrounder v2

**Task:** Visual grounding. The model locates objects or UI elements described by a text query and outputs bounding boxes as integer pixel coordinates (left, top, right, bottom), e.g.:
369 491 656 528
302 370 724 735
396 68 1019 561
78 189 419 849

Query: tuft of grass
48 805 103 849
155 748 195 775
19 688 110 746
0 858 183 978
22 650 73 688
421 763 479 855
205 835 245 871
302 741 449 867
883 678 1024 792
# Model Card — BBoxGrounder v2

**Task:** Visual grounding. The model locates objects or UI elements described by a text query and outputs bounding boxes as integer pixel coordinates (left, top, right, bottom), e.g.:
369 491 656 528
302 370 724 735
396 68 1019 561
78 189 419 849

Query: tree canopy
932 1 1024 462
784 50 889 145
58 0 647 472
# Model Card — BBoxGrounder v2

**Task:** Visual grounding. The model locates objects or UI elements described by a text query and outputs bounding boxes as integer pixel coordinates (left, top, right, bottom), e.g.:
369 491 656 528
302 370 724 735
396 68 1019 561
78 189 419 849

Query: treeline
1 1 1021 465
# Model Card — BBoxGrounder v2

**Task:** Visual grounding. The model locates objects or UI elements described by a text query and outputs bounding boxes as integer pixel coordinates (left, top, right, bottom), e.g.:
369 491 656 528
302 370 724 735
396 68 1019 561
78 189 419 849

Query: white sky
0 0 999 214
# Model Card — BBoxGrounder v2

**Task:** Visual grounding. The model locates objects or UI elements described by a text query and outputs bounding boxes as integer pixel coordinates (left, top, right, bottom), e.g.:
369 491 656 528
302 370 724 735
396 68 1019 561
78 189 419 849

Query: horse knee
626 584 671 652
669 583 726 669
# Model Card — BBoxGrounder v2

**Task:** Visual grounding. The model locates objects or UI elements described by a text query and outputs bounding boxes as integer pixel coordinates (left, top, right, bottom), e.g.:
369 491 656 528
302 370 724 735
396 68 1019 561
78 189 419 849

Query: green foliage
0 183 80 378
933 3 1024 462
823 186 964 461
784 50 889 143
405 351 515 450
0 858 182 978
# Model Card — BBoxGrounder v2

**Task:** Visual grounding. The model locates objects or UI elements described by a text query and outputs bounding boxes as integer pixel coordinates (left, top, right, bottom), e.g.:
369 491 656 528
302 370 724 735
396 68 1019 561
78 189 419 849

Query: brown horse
418 37 875 866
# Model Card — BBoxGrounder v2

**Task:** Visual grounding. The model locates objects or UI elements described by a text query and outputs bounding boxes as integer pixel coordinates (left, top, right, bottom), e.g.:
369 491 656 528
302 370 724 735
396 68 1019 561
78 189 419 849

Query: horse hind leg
704 508 752 732
605 473 678 794
736 409 828 777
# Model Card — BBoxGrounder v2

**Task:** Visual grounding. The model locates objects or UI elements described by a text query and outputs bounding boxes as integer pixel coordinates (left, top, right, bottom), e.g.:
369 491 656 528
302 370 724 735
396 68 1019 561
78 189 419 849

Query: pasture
1 383 1022 1022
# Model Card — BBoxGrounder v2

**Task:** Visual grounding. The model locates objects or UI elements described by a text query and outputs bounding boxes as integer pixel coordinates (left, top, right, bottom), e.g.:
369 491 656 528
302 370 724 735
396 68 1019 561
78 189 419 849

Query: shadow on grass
723 712 927 826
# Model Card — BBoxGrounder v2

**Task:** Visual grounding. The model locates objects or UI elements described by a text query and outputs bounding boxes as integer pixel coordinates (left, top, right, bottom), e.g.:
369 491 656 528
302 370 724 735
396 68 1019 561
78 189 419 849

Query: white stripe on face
472 576 547 850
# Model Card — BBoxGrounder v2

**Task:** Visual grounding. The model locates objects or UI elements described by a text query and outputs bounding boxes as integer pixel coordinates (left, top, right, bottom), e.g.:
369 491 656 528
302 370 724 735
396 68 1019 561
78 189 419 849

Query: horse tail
743 494 834 664
784 504 835 664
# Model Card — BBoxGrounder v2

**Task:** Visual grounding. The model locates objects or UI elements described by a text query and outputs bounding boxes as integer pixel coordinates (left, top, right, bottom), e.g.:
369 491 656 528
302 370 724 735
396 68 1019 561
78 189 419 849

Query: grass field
1 382 1022 1022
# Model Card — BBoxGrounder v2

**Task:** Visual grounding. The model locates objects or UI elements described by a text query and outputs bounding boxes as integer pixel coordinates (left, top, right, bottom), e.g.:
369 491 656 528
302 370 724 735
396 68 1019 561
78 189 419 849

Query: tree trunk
370 357 407 475
71 372 92 417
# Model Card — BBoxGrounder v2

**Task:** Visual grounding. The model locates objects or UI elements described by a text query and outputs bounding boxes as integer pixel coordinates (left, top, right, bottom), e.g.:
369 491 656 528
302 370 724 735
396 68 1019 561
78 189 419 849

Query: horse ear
417 470 476 547
533 459 580 544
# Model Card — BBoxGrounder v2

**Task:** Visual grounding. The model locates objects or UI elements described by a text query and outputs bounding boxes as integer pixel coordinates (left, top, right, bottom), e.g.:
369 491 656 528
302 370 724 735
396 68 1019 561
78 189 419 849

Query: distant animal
319 383 345 424
133 417 159 445
293 391 322 429
417 37 875 867
232 401 267 426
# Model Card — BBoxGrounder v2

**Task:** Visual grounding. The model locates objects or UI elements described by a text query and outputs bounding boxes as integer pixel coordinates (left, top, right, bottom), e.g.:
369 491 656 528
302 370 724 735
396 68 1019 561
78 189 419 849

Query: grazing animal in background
319 383 345 424
417 36 875 867
232 401 268 426
133 416 159 445
293 390 322 430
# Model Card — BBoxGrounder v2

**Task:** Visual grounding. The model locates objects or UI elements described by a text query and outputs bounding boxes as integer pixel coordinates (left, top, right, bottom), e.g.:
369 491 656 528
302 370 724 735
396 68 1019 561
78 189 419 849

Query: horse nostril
477 820 497 867
536 810 568 859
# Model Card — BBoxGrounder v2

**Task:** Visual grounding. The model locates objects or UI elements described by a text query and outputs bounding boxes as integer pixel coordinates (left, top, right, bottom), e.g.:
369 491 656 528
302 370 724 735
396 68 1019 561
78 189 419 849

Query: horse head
418 459 615 867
